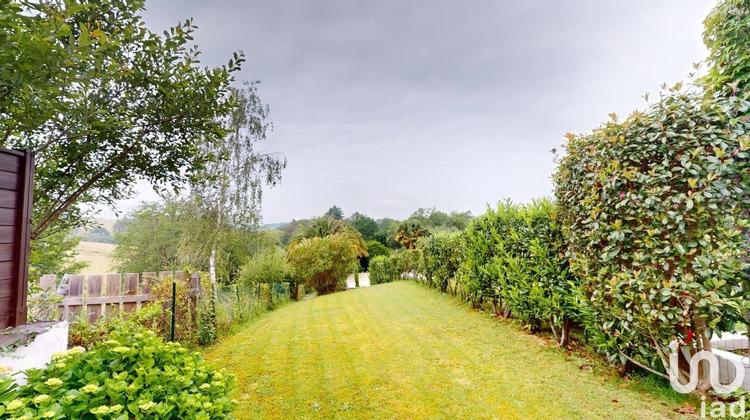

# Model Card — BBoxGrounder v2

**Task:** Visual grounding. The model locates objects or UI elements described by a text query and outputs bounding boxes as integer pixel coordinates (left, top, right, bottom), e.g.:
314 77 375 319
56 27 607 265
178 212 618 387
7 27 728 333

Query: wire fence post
170 280 176 342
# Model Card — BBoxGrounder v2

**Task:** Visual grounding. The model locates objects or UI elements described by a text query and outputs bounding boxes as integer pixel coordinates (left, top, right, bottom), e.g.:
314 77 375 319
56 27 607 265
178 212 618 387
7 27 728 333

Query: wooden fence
40 271 200 323
0 147 33 329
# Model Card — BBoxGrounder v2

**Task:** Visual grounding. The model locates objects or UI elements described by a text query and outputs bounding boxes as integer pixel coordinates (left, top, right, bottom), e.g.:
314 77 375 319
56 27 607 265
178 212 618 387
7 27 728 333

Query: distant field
74 241 116 274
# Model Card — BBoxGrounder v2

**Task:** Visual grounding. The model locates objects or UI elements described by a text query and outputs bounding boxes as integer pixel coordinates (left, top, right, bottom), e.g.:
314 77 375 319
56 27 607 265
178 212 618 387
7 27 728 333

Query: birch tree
191 83 286 285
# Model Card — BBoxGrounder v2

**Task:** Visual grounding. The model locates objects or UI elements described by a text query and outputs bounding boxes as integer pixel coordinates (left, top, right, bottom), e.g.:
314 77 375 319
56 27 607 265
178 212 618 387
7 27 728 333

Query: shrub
489 199 582 346
703 0 750 100
149 275 198 343
286 234 358 294
554 89 750 379
238 250 289 286
418 234 463 293
238 249 298 300
369 255 403 285
458 208 506 309
6 328 236 419
68 305 164 350
359 240 390 271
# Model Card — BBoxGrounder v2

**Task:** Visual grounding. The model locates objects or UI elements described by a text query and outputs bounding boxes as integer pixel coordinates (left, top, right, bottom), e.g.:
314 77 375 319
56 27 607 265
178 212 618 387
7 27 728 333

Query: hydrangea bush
1 329 236 419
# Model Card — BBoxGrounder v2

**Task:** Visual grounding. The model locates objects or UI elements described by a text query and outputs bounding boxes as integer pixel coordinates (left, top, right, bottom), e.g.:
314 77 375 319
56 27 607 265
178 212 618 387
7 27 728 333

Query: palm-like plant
290 217 368 257
394 221 430 249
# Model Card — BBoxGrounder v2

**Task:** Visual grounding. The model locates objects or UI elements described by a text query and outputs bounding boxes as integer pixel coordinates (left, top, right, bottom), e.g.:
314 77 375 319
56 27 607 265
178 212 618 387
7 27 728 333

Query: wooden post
66 275 85 320
87 274 103 323
39 275 56 292
141 272 156 296
105 274 121 317
123 273 139 315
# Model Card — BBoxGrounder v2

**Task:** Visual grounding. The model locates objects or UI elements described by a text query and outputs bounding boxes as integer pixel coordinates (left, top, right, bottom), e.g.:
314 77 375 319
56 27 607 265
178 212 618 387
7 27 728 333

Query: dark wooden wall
0 148 33 328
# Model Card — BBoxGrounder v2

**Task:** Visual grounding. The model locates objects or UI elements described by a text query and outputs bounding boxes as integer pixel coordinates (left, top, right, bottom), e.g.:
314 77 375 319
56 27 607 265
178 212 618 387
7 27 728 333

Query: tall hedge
458 209 505 310
490 199 581 347
703 0 750 100
419 234 463 293
554 90 750 377
369 255 402 285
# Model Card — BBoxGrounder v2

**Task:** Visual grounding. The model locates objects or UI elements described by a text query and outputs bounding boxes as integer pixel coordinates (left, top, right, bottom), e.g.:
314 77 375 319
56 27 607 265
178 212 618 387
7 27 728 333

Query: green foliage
149 276 198 343
359 240 390 271
29 229 88 284
324 205 344 220
394 221 430 249
554 89 750 371
369 255 402 285
287 234 358 294
8 329 236 419
418 233 463 293
74 226 115 244
348 212 380 241
407 208 473 233
490 200 581 346
703 0 750 99
458 208 505 308
197 287 218 346
68 305 164 350
191 83 285 232
113 198 272 283
0 375 16 407
214 283 286 337
0 0 243 241
291 217 367 257
238 249 290 286
112 200 198 273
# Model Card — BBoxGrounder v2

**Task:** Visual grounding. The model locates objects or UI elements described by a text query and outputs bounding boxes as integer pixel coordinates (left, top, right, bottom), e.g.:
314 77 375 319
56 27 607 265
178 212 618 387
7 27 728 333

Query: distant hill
91 218 118 233
72 218 120 244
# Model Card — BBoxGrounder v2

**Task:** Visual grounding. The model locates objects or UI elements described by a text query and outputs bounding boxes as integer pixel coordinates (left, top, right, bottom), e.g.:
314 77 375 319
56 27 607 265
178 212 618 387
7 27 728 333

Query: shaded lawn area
205 281 689 419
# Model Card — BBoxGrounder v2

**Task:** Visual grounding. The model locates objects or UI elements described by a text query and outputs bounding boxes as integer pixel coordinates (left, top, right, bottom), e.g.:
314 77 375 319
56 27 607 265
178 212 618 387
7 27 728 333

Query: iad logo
668 340 746 395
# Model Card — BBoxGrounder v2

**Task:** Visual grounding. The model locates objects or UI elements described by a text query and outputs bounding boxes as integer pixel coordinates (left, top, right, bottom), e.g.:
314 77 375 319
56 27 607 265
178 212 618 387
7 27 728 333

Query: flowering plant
1 328 236 419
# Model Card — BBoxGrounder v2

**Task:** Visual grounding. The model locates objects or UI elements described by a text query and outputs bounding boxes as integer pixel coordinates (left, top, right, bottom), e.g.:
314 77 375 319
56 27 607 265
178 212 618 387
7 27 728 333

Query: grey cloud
119 0 714 222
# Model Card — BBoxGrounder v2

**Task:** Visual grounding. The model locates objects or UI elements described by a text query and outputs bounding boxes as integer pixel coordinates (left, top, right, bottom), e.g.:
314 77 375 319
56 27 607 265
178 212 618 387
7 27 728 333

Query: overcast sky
108 0 715 223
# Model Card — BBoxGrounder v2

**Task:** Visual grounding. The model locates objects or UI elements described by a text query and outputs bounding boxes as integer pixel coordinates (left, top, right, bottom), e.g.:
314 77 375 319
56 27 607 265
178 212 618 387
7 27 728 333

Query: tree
28 229 88 283
190 83 285 284
286 235 358 294
394 221 430 249
376 218 399 248
74 226 114 244
0 0 244 241
112 200 196 273
359 240 390 271
419 233 463 294
348 212 379 241
291 217 367 257
324 205 344 220
407 208 473 233
703 0 750 100
112 198 272 281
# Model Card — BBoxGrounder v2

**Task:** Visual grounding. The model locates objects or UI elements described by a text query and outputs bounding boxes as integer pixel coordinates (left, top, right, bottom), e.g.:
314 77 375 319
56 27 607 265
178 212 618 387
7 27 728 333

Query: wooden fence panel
65 275 85 320
39 275 56 292
47 271 199 323
86 275 103 323
105 274 121 317
141 272 156 295
123 273 139 314
0 148 33 328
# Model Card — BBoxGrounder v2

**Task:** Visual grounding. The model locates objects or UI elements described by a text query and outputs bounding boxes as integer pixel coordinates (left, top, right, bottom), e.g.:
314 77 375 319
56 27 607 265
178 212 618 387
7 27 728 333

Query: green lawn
206 282 687 419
